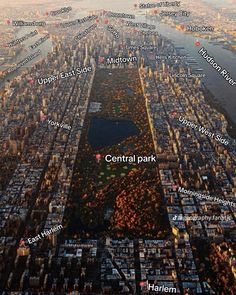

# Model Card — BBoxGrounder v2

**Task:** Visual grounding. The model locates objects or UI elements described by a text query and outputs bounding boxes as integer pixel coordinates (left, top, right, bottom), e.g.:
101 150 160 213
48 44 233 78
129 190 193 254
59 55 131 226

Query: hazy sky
0 0 72 7
0 0 234 10
0 0 137 12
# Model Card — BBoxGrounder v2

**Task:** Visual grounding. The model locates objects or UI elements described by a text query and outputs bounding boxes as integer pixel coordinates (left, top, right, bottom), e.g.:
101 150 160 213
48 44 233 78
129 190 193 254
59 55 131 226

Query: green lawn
97 160 137 185
113 103 121 114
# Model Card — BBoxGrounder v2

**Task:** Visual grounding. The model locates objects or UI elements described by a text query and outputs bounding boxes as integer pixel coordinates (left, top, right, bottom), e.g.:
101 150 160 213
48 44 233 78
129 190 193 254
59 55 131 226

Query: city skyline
0 0 235 294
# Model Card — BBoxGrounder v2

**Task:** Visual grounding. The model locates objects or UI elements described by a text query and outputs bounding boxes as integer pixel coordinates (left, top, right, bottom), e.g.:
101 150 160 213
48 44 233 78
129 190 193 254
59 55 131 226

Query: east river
0 26 52 88
1 3 236 124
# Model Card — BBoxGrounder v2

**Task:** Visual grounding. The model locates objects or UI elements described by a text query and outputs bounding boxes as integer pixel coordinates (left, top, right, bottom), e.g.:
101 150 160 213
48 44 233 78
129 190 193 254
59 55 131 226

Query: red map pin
195 41 201 46
19 239 25 246
104 19 109 24
99 56 105 63
96 153 102 160
6 19 11 25
171 111 178 117
172 184 178 190
41 115 47 122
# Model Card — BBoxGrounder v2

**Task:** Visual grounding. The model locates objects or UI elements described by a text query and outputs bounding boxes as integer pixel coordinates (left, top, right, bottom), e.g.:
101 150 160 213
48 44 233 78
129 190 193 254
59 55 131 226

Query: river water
2 0 236 123
0 26 52 85
78 0 236 123
152 21 236 124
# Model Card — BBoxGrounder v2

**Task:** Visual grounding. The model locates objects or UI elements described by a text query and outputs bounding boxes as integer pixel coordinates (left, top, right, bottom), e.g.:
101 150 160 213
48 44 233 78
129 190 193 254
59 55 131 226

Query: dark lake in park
88 117 140 150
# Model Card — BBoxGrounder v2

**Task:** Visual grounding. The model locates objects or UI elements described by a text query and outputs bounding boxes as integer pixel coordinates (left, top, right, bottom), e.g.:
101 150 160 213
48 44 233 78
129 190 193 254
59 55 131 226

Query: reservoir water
88 117 140 150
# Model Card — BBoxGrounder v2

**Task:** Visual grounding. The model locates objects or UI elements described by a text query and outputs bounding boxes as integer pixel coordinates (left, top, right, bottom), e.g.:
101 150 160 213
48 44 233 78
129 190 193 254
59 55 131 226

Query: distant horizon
0 0 235 9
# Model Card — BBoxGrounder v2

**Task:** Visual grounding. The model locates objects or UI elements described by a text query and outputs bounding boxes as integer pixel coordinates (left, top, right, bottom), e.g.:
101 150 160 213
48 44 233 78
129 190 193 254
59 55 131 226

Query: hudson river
79 0 236 124
153 21 236 124
2 0 236 124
